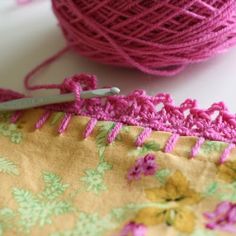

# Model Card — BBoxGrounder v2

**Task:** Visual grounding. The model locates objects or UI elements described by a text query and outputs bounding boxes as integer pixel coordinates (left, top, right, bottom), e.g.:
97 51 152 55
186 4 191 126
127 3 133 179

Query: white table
1 0 236 112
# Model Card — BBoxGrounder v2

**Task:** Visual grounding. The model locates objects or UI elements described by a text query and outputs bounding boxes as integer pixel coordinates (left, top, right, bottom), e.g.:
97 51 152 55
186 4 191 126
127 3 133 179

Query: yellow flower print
134 171 201 233
145 171 201 205
218 161 236 183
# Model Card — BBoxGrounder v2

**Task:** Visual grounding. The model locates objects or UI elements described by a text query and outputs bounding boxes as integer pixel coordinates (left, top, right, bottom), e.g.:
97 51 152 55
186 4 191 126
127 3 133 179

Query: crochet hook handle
0 87 120 111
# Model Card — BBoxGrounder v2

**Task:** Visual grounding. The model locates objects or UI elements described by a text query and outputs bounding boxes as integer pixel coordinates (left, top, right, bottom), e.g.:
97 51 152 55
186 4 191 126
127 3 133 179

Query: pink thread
127 154 157 181
118 222 147 236
135 128 152 147
51 0 236 76
107 122 123 144
10 111 23 124
190 137 205 159
83 118 97 138
0 88 24 102
58 113 72 134
204 201 236 233
35 110 51 129
165 134 180 153
219 143 235 164
1 74 236 144
24 46 71 91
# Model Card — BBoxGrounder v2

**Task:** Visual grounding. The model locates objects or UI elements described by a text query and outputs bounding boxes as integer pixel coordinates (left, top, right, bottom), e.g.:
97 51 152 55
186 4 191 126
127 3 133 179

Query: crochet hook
0 87 120 111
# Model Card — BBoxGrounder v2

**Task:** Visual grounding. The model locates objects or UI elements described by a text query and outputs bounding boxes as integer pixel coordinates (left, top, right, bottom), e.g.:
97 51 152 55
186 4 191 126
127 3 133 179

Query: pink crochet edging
0 73 236 163
27 74 236 146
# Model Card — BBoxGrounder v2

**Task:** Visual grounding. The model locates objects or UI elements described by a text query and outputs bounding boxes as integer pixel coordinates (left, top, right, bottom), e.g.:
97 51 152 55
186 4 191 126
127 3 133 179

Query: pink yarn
165 134 180 153
83 118 97 138
58 113 72 134
219 143 235 164
190 137 205 158
107 122 123 144
35 110 51 129
10 111 23 124
51 0 236 76
135 128 152 147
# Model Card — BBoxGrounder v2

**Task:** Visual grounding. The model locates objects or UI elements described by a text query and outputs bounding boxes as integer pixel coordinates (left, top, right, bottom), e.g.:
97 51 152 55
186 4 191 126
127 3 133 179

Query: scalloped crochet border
1 73 236 145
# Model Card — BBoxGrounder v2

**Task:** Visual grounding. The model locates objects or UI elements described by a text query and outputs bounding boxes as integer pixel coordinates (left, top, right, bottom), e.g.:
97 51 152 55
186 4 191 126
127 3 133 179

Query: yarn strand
24 45 71 90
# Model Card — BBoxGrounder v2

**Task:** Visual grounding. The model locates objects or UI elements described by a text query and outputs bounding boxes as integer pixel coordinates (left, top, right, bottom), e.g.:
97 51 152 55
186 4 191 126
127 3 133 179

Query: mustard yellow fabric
0 109 235 236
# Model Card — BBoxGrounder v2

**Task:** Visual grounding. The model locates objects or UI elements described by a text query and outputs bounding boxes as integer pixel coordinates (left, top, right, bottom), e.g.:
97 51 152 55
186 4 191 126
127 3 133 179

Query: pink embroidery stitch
118 222 147 236
164 134 180 153
83 118 97 138
35 110 51 129
1 74 236 146
127 154 157 181
204 201 236 233
10 111 23 124
135 128 152 147
190 137 205 159
58 113 72 134
219 143 235 164
107 122 123 144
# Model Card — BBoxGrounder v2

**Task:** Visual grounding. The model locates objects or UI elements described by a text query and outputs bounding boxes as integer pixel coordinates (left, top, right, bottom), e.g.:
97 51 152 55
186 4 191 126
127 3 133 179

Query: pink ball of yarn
52 0 236 76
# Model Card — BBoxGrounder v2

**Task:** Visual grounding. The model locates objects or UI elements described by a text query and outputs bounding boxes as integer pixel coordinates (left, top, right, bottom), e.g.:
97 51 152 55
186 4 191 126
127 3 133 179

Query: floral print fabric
0 109 236 236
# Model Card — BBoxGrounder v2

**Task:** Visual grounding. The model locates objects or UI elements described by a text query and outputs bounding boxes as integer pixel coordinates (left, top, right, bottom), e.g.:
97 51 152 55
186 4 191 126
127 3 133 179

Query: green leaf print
39 172 69 200
218 182 236 201
50 112 65 126
179 228 216 236
0 112 11 122
12 172 72 232
96 122 115 150
96 161 112 174
116 126 130 142
129 141 160 156
203 181 236 201
110 202 172 223
110 205 137 222
0 122 23 144
81 122 114 195
155 169 171 184
51 212 116 236
203 182 218 197
201 141 225 155
192 230 216 236
0 208 15 236
81 169 107 194
0 157 19 175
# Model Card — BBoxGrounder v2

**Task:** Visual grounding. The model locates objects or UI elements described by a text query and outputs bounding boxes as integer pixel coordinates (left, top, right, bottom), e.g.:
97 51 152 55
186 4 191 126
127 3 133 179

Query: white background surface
1 0 236 111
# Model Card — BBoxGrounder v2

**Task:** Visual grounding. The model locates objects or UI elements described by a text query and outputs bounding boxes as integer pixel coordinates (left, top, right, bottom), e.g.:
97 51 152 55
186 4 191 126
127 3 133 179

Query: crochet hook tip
110 87 120 95
0 87 121 111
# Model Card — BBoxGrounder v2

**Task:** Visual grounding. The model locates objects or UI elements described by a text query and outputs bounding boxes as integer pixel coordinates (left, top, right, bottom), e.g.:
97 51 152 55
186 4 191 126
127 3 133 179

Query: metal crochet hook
0 87 120 111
